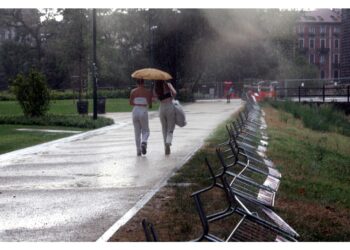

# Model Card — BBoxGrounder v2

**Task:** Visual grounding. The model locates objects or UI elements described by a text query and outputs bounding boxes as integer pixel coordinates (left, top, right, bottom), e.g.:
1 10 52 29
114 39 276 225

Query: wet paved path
0 99 242 241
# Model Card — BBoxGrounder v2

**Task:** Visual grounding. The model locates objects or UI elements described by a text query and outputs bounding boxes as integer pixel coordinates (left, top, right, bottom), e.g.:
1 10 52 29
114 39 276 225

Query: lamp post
150 25 158 67
92 8 97 120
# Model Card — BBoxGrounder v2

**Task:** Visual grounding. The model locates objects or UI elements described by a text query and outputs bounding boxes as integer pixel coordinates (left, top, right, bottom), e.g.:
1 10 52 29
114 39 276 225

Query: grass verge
0 114 114 129
0 124 87 155
267 100 350 136
264 105 350 241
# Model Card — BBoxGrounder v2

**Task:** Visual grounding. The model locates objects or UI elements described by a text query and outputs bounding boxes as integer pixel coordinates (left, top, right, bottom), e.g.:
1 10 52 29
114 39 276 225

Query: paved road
0 99 242 241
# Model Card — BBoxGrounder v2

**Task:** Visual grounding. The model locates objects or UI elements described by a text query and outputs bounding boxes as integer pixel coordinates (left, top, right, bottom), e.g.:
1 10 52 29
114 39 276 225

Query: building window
335 39 339 49
309 26 316 34
320 70 325 79
320 39 326 48
309 54 314 64
297 25 304 33
334 70 339 79
309 39 314 48
299 39 304 48
334 26 340 34
334 54 339 64
320 55 325 64
320 25 326 34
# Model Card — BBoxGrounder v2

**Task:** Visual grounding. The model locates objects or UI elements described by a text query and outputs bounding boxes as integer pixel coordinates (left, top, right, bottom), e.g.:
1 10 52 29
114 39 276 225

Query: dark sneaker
141 142 147 155
137 152 141 156
165 144 171 155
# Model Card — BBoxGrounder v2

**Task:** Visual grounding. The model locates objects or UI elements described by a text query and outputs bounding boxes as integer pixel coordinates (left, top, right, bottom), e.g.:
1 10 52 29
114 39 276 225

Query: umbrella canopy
131 68 172 80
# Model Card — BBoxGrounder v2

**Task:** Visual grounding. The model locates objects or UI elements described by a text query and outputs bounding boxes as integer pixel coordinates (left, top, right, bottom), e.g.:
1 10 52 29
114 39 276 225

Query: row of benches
142 95 299 242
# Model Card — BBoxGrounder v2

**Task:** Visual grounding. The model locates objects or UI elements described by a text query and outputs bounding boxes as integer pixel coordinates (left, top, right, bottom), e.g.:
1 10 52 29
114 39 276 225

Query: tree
60 9 90 98
97 9 150 87
0 9 44 68
11 69 50 117
0 9 69 89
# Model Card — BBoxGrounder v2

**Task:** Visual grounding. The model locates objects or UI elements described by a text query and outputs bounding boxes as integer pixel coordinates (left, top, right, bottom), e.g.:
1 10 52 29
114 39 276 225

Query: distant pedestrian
129 79 153 156
153 80 177 155
227 86 234 103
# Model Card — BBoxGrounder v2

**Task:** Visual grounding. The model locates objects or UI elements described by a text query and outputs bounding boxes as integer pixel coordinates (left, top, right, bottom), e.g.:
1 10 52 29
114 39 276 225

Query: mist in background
0 8 318 91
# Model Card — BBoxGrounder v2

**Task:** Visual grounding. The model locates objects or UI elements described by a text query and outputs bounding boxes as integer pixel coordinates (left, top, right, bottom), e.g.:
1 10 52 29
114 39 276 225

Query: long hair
155 80 165 97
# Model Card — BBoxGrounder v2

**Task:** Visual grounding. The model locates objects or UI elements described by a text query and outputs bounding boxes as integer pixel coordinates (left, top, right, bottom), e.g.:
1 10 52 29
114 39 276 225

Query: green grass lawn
0 98 149 155
0 98 159 155
0 124 86 155
264 105 350 241
0 98 159 115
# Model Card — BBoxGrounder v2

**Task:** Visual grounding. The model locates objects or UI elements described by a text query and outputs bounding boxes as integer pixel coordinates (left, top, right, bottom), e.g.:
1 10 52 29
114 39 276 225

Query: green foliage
177 88 194 102
11 69 51 117
0 114 114 129
266 105 350 240
49 88 130 100
0 90 14 101
1 89 131 101
268 101 350 136
0 41 37 82
0 9 307 90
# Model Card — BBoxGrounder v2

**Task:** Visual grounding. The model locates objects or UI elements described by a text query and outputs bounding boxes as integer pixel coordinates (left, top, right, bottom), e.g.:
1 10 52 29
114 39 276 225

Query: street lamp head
301 82 304 87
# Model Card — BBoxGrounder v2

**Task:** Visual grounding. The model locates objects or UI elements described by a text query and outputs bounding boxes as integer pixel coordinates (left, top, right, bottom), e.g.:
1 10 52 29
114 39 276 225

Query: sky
1 0 350 9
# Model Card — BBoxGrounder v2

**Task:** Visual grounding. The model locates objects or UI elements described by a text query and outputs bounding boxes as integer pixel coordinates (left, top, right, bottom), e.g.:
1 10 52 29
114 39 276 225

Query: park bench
227 123 278 173
142 218 159 241
141 94 298 242
230 119 268 154
141 154 290 242
190 172 299 242
215 144 279 208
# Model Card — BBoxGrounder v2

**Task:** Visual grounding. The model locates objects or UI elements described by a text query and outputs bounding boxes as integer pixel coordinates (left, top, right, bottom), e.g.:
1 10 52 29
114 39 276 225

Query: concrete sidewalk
0 99 242 241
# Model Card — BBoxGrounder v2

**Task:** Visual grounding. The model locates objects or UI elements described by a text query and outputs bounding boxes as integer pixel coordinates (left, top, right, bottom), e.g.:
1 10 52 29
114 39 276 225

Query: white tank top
134 97 148 105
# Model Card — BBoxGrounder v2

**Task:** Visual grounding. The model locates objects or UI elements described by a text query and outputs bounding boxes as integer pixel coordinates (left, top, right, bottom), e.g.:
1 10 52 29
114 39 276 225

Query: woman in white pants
130 79 152 156
154 80 177 155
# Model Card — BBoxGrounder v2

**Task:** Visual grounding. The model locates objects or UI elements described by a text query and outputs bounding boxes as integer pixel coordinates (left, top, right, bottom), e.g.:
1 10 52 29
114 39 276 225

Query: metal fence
275 85 350 103
191 81 244 99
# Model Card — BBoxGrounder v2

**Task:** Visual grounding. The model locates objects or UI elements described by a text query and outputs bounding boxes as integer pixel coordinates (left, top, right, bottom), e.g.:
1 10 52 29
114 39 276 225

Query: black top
158 92 172 101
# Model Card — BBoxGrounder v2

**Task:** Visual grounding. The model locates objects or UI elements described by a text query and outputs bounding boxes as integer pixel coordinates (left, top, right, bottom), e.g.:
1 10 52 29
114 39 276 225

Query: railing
275 85 350 103
317 47 330 54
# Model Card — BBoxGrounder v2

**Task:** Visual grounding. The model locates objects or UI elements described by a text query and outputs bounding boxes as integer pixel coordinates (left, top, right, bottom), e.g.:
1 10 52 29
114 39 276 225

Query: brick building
296 9 341 79
340 9 350 80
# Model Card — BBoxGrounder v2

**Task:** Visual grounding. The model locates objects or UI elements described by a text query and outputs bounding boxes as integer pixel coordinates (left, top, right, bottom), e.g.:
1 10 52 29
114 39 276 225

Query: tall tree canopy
0 8 316 90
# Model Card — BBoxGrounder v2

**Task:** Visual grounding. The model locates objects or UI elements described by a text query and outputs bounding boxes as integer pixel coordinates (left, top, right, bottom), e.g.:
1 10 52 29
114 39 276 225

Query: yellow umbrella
131 68 172 80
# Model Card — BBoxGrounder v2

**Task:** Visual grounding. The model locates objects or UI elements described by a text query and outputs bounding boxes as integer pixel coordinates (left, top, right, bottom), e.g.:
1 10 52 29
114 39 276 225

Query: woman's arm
167 82 177 96
129 90 134 105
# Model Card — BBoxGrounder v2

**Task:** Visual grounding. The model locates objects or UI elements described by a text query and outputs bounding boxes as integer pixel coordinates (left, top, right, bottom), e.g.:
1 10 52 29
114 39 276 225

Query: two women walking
129 78 177 156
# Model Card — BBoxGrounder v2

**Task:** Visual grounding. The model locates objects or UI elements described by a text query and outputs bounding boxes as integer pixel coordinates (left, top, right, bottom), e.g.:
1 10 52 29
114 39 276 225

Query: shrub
0 91 15 101
11 69 50 117
0 114 114 129
177 88 194 102
49 88 130 100
267 100 350 136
